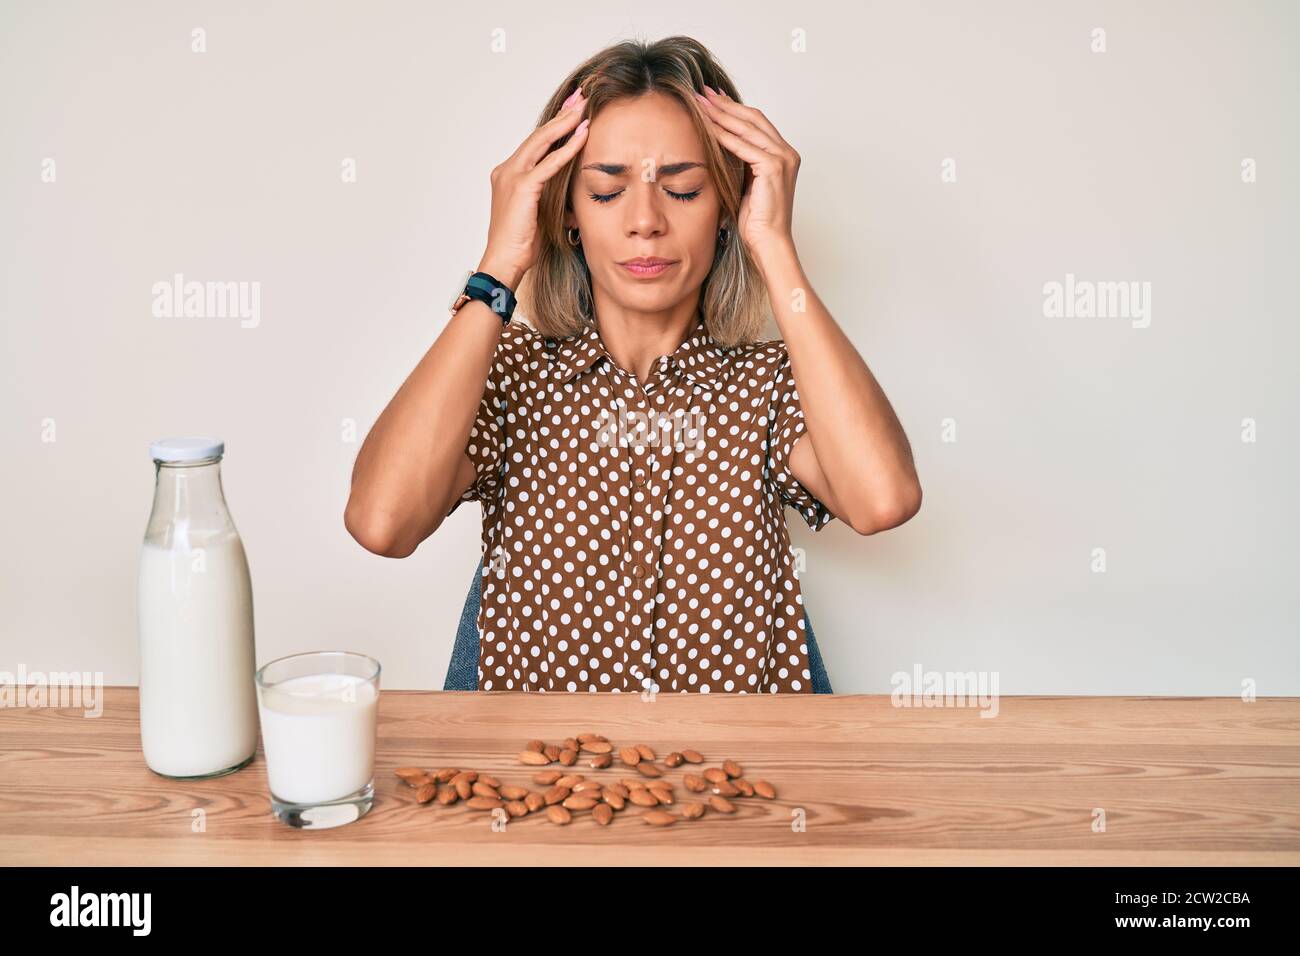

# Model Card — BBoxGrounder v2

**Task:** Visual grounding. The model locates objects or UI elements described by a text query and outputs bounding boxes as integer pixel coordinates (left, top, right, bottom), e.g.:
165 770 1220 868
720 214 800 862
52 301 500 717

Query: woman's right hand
478 87 591 288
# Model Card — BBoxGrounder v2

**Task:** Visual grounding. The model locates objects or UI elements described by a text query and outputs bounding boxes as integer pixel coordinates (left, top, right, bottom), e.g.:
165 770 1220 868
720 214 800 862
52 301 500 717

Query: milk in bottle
137 437 258 777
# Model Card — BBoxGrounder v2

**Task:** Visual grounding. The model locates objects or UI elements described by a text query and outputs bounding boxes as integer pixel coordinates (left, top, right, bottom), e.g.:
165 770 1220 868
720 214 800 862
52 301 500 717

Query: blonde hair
517 36 768 348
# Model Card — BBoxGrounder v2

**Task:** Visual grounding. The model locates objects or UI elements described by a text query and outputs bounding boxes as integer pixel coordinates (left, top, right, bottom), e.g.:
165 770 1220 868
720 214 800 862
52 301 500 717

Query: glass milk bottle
137 437 258 778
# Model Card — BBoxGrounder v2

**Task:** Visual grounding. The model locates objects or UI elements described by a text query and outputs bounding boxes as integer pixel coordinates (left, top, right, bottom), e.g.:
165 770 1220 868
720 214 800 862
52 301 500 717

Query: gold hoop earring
567 227 581 247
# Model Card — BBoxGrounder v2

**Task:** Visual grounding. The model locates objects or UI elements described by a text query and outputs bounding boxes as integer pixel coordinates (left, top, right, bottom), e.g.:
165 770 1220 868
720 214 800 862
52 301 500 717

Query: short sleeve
445 322 525 517
766 350 835 532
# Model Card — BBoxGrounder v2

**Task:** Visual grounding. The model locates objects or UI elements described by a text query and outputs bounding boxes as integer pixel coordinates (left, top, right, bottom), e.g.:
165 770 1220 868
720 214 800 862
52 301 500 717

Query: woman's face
567 91 723 317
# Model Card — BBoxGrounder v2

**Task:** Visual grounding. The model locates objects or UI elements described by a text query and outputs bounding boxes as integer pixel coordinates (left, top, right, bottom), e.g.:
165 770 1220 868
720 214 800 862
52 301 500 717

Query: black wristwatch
449 269 517 324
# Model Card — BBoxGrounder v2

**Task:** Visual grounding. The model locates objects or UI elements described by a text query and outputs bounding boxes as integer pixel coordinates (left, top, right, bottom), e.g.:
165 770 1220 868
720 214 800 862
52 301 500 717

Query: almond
544 785 571 805
435 767 460 783
703 767 728 784
664 752 684 768
403 773 433 788
722 760 743 779
563 795 599 811
603 791 626 810
681 801 706 819
563 737 580 752
519 750 552 766
415 783 436 804
570 780 602 794
636 762 663 778
556 774 585 789
499 785 529 801
543 744 562 761
524 791 546 812
451 770 478 785
683 774 707 792
395 767 426 782
619 747 641 766
471 781 500 799
642 810 676 826
546 805 572 825
436 785 459 805
650 788 674 805
505 800 529 818
681 749 704 764
454 778 473 800
734 779 755 797
635 744 656 761
479 774 502 788
533 770 563 786
525 739 545 753
558 749 578 766
606 783 630 799
753 779 777 799
467 795 503 811
577 732 607 743
623 778 647 790
708 795 737 814
588 753 613 769
711 780 739 797
629 789 659 808
580 740 613 754
593 803 614 826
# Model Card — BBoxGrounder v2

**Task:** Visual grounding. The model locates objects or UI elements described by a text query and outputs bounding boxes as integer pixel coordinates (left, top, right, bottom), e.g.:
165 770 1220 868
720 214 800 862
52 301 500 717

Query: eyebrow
580 161 705 177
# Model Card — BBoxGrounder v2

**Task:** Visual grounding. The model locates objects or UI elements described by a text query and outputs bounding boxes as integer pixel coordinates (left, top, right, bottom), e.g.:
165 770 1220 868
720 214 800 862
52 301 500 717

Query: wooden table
2 689 1297 865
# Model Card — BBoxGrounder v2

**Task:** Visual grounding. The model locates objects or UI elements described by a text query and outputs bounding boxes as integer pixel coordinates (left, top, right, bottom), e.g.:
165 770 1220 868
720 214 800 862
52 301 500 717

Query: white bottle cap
149 437 226 462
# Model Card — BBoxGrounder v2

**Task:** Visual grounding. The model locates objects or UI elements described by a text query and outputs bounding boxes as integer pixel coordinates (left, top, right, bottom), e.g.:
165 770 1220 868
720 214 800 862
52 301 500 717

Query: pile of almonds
395 732 777 827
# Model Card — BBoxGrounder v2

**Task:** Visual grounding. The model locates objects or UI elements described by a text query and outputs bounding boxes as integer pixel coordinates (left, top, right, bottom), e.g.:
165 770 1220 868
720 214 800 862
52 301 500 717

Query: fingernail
705 85 718 96
562 87 580 108
694 91 709 105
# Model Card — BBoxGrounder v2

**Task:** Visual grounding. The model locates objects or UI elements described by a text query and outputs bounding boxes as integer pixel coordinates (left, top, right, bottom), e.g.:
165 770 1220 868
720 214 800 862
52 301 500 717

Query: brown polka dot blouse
448 314 835 693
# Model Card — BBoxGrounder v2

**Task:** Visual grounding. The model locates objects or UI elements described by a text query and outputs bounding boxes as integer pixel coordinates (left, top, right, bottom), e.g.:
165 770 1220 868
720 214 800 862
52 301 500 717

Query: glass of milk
254 650 381 829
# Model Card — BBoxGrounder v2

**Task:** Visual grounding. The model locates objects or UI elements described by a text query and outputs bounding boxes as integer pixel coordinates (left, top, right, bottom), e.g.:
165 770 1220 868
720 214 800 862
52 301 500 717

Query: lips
619 257 679 277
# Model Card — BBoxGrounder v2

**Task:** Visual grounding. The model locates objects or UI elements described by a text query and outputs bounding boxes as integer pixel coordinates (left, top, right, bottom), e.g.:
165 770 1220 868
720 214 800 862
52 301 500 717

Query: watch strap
450 270 516 324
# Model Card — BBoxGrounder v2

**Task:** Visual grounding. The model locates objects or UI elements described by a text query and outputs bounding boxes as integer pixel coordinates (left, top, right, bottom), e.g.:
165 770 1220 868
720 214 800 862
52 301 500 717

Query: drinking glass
254 650 381 829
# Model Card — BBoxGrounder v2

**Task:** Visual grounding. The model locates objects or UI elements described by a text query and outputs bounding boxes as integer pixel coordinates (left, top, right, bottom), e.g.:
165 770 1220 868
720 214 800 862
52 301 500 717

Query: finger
696 94 781 160
701 114 770 169
704 87 793 154
529 117 590 183
511 100 588 171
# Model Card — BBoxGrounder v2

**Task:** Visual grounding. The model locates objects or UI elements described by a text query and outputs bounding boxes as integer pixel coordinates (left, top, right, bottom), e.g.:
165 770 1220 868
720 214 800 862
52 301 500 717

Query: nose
623 180 668 240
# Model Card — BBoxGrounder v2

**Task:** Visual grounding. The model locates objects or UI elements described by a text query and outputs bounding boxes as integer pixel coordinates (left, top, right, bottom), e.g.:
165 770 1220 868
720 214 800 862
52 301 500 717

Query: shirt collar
548 315 731 391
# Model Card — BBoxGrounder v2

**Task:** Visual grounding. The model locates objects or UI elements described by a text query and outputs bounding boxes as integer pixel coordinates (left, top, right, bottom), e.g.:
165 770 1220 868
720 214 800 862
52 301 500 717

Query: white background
2 0 1296 692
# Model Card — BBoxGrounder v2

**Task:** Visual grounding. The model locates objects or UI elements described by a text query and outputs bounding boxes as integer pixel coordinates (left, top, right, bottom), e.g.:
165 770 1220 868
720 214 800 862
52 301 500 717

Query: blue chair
444 558 833 693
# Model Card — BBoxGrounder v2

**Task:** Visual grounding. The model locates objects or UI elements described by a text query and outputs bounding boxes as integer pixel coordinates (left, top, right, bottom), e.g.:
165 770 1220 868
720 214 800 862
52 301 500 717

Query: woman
345 36 921 694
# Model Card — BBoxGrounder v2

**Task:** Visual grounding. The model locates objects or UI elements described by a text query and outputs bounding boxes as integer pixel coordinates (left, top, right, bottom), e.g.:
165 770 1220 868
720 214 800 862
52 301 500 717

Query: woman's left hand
694 85 799 265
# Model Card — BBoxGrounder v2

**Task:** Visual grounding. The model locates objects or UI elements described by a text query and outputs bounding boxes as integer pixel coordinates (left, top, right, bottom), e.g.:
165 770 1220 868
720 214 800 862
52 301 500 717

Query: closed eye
588 188 701 204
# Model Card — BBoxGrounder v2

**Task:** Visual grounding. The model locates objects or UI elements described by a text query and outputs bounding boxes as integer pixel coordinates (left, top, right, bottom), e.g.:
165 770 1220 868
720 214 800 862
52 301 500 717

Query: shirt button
631 564 646 579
